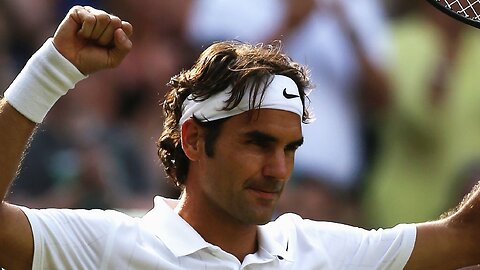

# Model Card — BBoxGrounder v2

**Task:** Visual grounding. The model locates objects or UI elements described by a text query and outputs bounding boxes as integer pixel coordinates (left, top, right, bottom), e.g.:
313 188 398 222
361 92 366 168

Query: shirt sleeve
279 213 416 270
20 206 133 270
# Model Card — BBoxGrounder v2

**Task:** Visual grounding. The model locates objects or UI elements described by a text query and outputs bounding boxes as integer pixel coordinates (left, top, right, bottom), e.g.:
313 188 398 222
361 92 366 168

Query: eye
247 139 269 148
285 143 301 155
284 147 296 154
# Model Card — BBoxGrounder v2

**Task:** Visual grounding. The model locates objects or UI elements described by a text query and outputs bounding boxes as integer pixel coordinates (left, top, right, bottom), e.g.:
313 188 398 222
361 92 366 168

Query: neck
175 190 258 261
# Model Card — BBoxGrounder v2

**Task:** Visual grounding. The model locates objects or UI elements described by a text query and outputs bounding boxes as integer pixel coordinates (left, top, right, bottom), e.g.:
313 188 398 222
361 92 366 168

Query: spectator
363 2 480 227
274 0 392 225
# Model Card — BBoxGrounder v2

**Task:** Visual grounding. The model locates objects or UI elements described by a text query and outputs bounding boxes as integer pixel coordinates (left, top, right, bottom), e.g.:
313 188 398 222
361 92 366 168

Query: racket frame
426 0 480 29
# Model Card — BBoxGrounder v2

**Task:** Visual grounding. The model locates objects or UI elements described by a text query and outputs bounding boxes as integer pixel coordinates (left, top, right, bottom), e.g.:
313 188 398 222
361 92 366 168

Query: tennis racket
426 0 480 28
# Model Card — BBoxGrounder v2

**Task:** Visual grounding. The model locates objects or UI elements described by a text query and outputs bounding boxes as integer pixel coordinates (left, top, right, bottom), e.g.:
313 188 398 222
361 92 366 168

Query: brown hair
157 40 312 188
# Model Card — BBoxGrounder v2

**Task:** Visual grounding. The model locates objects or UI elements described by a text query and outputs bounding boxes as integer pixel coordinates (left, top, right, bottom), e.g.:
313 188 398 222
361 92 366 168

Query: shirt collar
140 196 212 257
257 223 293 262
140 196 293 262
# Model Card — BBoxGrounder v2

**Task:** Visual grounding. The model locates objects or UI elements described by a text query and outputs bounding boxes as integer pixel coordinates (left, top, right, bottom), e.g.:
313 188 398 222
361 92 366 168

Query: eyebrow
244 130 304 149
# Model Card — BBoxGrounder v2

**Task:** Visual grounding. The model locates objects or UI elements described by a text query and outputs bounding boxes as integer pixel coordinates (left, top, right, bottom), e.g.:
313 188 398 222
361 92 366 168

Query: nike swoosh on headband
180 75 303 125
283 88 299 99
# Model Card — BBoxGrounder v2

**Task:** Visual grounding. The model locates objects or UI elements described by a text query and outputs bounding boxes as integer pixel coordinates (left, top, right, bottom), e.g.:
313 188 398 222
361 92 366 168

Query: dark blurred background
2 0 480 229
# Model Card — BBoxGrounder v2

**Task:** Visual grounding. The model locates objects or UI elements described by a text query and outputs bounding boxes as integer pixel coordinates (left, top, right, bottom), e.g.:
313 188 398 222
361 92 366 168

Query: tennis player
1 6 479 270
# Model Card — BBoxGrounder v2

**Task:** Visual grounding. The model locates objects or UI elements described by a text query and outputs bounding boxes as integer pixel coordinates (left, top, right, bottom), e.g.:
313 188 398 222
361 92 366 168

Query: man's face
195 109 303 225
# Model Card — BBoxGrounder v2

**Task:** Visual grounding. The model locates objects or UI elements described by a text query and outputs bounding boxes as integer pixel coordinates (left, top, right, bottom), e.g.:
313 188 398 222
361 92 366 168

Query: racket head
426 0 480 29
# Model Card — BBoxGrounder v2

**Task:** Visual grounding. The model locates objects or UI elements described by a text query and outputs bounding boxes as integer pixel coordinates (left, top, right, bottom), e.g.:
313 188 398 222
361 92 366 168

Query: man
0 5 479 270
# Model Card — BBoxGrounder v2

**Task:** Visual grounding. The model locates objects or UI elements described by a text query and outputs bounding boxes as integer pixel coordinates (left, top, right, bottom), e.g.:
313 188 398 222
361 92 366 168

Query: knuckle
96 14 111 25
110 16 122 28
84 15 96 24
70 5 82 12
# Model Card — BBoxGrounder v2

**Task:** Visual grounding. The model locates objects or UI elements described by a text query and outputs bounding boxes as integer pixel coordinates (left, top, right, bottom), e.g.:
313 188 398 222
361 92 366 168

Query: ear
181 119 203 161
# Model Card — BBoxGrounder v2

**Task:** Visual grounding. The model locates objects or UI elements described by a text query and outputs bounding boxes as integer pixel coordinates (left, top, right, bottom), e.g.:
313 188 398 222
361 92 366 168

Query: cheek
217 146 265 180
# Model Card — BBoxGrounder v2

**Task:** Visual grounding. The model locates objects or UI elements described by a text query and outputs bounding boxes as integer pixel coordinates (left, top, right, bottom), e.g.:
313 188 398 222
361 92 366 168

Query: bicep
0 203 34 269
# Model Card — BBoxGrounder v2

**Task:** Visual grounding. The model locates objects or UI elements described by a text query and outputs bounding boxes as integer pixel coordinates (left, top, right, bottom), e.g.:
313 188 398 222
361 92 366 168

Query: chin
245 212 274 225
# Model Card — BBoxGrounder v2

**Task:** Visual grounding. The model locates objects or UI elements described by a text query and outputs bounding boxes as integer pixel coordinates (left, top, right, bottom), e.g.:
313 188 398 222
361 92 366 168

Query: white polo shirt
21 196 415 269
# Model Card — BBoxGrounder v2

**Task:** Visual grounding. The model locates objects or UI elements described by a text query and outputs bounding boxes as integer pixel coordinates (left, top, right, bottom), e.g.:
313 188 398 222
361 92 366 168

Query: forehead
222 109 302 138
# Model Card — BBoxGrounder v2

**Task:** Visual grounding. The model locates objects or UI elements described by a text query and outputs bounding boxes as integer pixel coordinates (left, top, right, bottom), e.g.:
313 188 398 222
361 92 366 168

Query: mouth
244 178 284 202
246 187 281 201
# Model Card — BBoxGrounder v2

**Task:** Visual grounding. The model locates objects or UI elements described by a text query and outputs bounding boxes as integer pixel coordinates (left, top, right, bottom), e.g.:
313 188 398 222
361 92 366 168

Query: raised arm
405 183 480 269
0 6 132 269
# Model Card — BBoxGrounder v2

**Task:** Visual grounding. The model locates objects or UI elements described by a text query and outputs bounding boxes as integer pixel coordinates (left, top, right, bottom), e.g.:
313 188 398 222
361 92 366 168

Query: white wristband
4 38 87 123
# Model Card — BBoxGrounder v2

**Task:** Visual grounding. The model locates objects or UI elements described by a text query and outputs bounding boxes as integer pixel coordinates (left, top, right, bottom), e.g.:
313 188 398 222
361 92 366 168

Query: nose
262 150 292 180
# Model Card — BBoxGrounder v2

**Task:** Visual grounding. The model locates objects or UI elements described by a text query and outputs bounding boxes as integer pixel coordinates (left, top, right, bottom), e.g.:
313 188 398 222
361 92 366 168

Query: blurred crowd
2 0 480 228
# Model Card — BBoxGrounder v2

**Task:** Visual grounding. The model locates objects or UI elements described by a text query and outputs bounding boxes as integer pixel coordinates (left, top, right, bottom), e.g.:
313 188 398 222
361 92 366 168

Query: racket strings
442 0 480 20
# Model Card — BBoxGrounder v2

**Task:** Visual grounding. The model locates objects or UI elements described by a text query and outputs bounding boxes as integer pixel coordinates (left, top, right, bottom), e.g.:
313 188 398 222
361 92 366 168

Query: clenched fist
53 6 133 75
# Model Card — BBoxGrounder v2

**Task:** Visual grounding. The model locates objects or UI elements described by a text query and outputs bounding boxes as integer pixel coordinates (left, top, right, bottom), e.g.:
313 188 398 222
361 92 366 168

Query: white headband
180 75 303 125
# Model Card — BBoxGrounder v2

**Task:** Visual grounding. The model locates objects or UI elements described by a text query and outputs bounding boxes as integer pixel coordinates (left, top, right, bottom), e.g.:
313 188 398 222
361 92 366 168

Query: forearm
0 38 86 203
0 100 36 202
0 7 132 269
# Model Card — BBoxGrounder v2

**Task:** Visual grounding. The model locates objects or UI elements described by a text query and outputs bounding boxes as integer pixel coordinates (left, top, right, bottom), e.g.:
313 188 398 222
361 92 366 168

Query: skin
177 109 480 266
178 109 303 260
1 4 480 270
0 6 132 270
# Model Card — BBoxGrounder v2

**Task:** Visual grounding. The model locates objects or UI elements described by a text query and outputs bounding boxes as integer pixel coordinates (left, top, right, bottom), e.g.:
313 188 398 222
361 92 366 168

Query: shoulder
264 213 416 268
270 213 416 242
21 207 140 245
22 207 135 227
267 212 367 236
21 207 152 269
